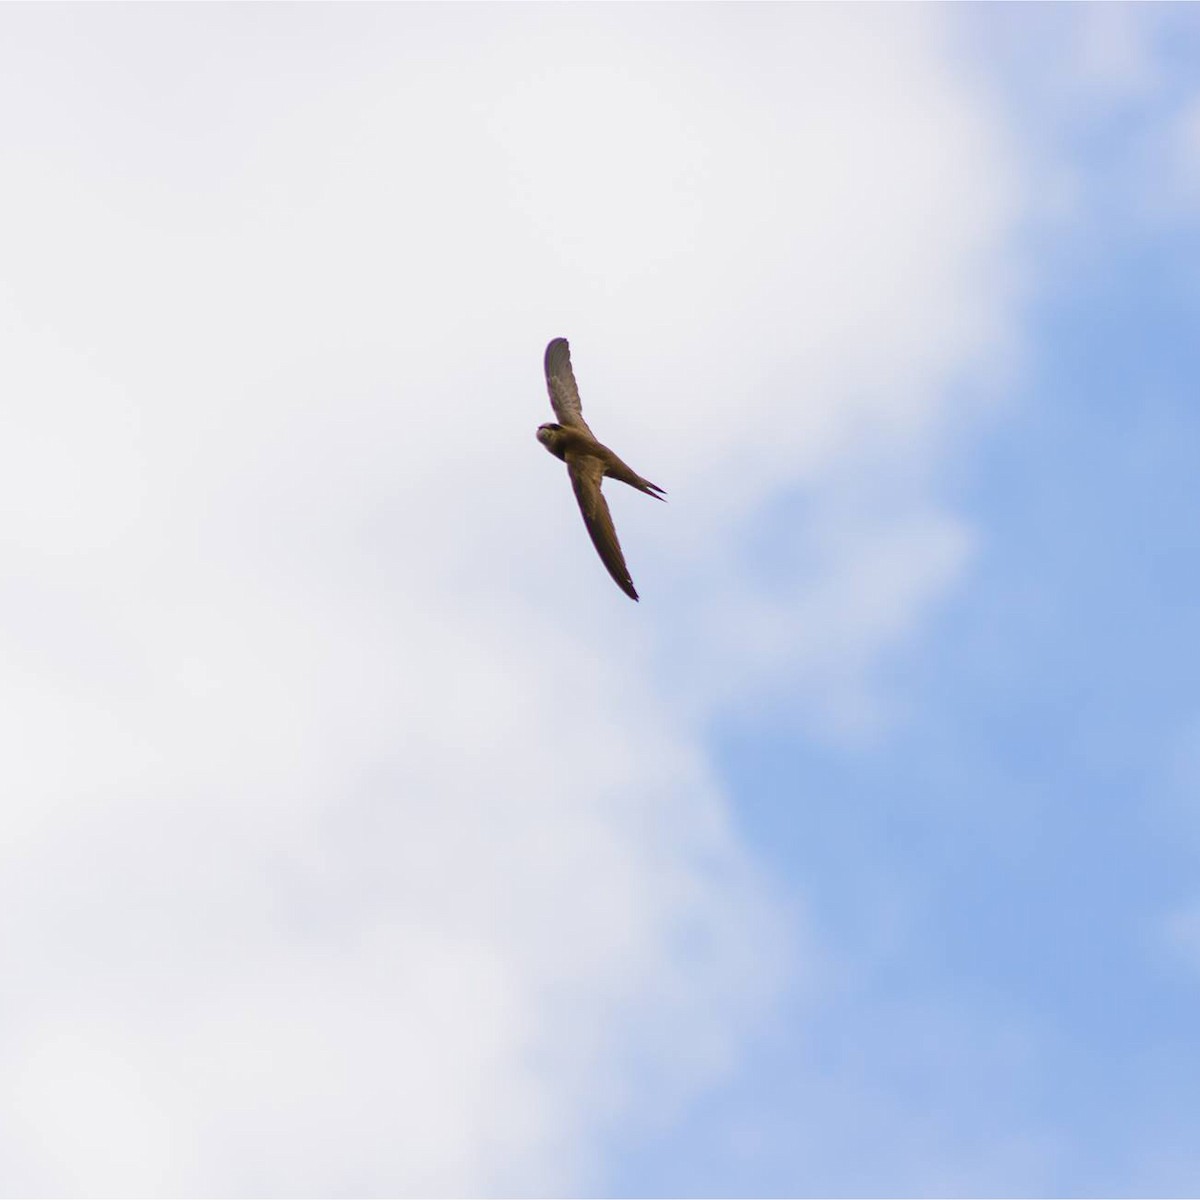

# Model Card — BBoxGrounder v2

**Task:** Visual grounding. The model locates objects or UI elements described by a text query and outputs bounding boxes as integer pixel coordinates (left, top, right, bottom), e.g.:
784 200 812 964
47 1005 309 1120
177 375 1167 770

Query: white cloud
0 5 1024 1194
1072 5 1159 99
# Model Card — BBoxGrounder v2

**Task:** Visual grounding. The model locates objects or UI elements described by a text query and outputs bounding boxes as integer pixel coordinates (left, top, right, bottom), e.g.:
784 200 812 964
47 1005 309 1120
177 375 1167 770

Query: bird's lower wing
568 456 638 601
545 338 595 436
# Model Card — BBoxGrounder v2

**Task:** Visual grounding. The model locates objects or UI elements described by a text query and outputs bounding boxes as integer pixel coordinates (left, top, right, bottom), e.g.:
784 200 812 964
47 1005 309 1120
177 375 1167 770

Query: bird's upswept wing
567 455 638 601
544 338 595 436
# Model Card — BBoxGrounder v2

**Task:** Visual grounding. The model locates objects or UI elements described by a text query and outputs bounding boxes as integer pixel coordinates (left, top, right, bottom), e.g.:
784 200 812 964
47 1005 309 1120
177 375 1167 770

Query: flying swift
536 337 666 601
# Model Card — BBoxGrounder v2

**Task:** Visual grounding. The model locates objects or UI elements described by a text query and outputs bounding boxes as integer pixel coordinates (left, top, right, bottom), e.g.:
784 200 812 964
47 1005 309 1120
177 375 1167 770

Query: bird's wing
567 454 638 601
544 338 595 435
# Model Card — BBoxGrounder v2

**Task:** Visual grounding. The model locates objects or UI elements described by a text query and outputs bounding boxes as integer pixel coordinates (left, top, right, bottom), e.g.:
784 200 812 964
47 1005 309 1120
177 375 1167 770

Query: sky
0 4 1198 1197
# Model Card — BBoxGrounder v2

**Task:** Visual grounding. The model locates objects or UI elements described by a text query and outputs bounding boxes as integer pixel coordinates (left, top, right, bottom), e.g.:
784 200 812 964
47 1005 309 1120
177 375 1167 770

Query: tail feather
603 454 667 501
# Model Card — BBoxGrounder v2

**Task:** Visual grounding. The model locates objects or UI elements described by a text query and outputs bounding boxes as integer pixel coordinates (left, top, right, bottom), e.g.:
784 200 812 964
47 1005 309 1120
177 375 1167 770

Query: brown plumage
536 337 665 601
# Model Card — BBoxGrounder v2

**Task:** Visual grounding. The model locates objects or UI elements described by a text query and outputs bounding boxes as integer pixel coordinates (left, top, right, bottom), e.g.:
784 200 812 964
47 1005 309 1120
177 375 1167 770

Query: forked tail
634 476 667 501
604 453 667 501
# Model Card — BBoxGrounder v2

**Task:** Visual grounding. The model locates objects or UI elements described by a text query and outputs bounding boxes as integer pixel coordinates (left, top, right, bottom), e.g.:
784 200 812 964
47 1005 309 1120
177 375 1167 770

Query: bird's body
536 338 665 601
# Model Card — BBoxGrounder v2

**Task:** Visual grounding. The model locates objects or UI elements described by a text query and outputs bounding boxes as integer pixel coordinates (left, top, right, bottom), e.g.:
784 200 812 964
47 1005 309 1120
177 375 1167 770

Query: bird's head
536 422 568 462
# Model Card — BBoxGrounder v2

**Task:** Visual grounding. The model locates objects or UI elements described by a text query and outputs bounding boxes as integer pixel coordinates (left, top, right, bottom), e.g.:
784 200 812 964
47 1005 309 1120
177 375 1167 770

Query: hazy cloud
0 6 1025 1194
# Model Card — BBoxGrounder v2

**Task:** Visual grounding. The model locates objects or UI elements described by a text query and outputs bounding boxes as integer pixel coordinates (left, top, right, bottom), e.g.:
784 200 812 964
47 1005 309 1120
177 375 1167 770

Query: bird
536 337 665 601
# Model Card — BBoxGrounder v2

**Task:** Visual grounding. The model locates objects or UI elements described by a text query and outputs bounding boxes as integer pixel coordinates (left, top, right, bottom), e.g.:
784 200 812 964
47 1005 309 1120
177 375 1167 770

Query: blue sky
610 9 1200 1194
1 4 1199 1197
